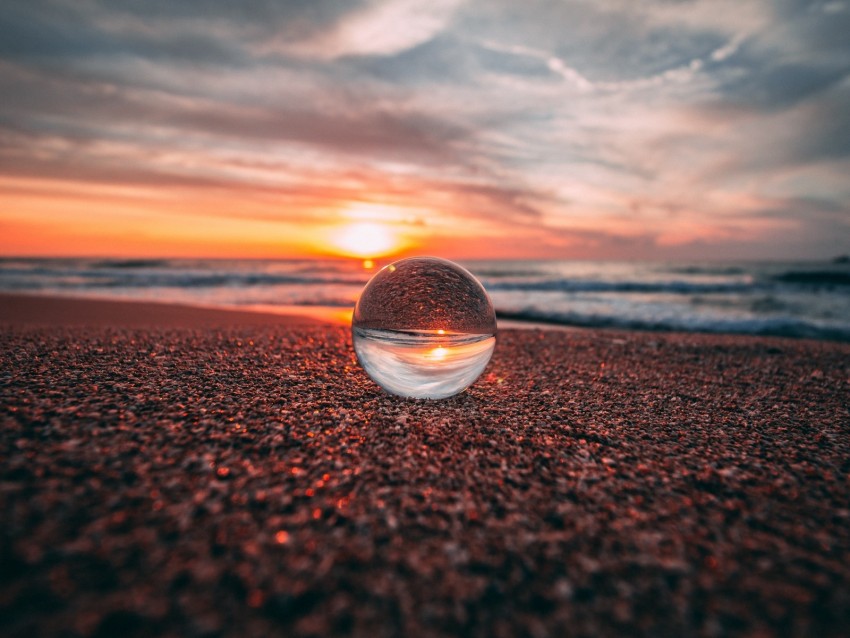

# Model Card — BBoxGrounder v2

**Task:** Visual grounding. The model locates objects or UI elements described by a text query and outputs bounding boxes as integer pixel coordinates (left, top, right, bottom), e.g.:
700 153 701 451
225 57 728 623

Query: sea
2 257 850 342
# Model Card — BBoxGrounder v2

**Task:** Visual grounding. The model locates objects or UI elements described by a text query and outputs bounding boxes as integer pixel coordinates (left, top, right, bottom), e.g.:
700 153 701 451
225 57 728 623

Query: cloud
274 0 464 59
1 0 849 259
0 59 472 168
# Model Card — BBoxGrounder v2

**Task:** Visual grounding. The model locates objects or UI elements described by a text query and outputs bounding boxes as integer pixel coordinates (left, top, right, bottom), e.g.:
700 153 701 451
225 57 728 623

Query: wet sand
0 293 327 328
1 295 849 636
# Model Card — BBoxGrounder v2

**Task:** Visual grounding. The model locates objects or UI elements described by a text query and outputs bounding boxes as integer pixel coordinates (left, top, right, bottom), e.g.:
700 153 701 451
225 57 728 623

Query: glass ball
352 257 497 399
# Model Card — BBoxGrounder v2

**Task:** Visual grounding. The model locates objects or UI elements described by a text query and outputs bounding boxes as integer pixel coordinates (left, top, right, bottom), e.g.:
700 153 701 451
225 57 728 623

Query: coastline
2 294 849 636
4 290 846 341
0 292 571 333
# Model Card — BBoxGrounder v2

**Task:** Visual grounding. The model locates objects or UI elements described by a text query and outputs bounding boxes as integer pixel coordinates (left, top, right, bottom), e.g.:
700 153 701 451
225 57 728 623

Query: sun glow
427 346 448 361
329 222 401 258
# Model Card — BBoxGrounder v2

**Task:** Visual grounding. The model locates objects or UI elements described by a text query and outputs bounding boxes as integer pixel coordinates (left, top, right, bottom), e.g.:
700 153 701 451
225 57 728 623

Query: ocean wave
4 258 849 342
0 271 367 289
496 309 850 342
484 279 755 295
666 265 746 276
773 270 850 286
91 259 172 269
470 268 547 278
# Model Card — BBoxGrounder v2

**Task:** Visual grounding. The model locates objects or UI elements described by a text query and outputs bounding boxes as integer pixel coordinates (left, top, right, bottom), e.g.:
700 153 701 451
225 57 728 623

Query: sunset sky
1 0 849 260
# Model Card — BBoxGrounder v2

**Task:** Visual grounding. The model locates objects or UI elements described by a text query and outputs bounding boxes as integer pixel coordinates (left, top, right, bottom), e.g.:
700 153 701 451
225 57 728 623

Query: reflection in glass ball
352 257 497 399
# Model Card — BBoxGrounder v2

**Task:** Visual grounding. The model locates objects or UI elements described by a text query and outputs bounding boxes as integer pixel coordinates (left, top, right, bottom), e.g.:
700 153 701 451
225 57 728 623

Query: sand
0 293 327 328
1 295 849 637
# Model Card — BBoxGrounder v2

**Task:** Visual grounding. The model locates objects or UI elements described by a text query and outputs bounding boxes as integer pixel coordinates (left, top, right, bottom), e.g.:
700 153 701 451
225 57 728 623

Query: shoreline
4 291 847 342
0 292 576 333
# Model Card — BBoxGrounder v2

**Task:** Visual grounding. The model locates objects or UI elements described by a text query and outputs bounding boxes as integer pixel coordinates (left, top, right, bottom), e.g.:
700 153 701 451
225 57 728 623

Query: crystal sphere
352 257 497 399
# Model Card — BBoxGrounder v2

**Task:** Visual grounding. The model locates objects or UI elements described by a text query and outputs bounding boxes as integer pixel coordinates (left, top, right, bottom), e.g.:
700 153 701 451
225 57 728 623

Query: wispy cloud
278 0 465 59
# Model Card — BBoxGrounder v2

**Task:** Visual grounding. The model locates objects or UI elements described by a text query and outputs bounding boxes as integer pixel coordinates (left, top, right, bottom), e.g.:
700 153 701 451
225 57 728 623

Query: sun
329 222 401 258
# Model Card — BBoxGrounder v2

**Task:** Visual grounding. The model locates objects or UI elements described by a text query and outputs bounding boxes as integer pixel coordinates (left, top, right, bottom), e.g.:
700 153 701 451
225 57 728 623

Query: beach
2 294 849 637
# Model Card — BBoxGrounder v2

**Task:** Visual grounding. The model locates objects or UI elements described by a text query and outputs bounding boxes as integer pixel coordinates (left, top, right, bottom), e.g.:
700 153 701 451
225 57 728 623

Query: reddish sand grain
1 298 849 637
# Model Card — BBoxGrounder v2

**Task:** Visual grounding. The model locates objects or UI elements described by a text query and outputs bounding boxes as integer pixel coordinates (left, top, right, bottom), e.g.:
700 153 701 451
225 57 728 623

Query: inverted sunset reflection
426 345 448 361
353 328 496 399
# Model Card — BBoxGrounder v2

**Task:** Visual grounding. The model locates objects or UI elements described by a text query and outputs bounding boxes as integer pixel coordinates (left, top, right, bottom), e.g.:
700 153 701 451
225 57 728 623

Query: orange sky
0 171 806 261
1 174 611 260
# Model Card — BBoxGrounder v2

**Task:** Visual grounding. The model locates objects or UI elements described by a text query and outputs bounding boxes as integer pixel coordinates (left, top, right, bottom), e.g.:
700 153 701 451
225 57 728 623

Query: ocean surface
2 257 850 341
